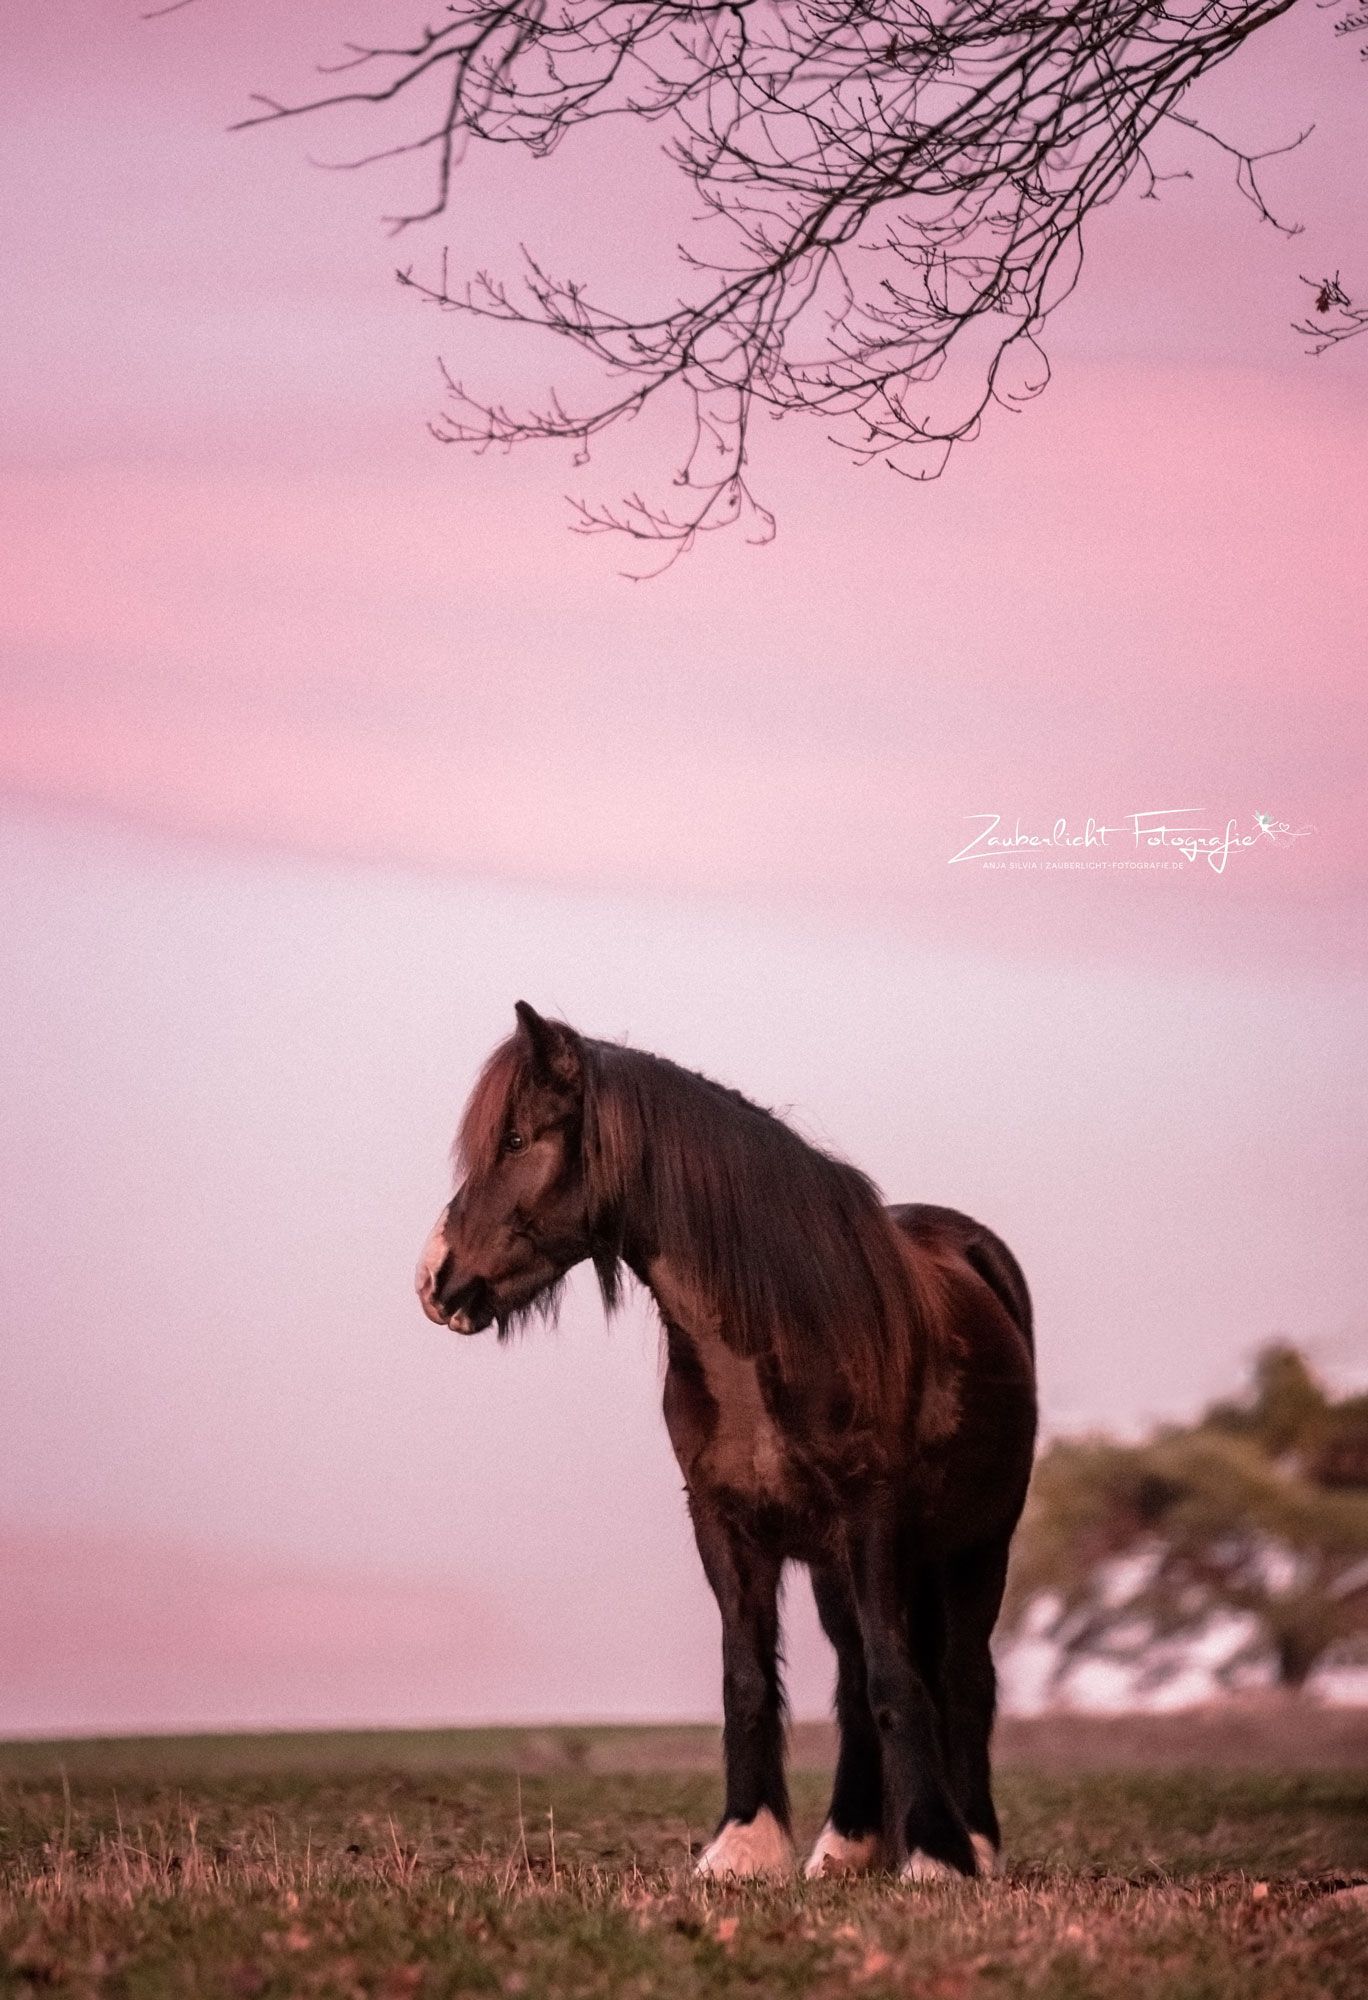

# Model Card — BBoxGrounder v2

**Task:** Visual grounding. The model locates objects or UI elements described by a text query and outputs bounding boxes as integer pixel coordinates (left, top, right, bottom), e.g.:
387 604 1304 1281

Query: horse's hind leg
803 1562 883 1877
848 1517 978 1880
937 1541 1012 1876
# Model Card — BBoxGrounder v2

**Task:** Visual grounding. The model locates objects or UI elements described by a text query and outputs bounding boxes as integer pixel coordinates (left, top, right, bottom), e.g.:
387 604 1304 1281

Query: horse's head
417 1002 595 1335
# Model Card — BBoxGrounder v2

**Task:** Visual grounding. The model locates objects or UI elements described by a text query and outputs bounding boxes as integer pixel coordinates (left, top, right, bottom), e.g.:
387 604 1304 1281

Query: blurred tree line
1004 1345 1368 1697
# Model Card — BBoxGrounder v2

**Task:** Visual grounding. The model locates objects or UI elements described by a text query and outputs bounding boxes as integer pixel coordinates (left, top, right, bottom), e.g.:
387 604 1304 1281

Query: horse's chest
662 1326 791 1504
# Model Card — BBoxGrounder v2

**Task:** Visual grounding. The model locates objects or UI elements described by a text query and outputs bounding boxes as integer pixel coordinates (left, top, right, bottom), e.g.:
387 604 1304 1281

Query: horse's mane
457 1029 926 1417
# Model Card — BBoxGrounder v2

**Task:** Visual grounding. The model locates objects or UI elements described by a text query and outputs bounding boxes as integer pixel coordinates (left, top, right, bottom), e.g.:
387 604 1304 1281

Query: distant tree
1003 1344 1368 1697
193 1 1365 565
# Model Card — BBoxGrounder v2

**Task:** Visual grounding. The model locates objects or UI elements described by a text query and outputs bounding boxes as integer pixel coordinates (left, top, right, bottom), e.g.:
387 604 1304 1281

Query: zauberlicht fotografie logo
949 809 1315 874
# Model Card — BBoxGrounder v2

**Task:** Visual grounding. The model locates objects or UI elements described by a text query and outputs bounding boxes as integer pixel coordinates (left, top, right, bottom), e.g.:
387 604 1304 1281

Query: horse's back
888 1202 1034 1356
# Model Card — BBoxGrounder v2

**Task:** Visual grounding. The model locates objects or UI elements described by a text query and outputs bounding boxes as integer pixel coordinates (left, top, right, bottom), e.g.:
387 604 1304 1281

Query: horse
417 1002 1038 1882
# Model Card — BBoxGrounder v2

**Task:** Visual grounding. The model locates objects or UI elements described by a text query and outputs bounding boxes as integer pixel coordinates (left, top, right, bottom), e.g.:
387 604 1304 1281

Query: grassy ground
2 1715 1366 1998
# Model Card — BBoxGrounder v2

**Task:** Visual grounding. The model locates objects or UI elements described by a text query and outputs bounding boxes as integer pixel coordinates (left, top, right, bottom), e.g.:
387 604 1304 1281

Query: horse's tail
888 1203 1034 1359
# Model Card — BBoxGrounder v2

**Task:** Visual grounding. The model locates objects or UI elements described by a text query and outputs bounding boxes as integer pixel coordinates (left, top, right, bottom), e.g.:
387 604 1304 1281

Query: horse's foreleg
804 1561 883 1877
847 1520 978 1880
688 1498 793 1879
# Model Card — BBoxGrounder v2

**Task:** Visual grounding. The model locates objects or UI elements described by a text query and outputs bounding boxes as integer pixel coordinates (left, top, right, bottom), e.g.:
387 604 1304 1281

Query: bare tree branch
203 2 1340 564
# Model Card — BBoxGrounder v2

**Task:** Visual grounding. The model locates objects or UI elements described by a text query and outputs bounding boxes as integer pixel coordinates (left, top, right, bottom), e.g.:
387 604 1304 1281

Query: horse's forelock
454 1037 525 1180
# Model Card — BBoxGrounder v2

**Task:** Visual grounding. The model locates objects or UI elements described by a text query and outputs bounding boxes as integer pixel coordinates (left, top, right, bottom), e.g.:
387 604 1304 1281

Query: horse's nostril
430 1259 489 1324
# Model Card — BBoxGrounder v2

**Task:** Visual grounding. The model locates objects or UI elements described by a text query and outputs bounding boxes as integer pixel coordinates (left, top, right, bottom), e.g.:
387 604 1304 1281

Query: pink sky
2 2 1366 1734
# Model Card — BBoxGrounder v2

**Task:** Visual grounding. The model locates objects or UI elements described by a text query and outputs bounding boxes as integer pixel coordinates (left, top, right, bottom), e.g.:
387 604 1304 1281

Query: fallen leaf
714 1915 739 1946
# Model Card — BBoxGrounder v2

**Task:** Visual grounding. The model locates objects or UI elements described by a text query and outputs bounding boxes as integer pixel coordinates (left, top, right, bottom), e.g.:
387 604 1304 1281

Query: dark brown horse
418 1003 1037 1881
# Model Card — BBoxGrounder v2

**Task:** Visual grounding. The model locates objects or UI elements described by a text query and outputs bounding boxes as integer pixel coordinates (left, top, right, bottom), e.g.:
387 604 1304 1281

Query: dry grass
2 1718 1366 1998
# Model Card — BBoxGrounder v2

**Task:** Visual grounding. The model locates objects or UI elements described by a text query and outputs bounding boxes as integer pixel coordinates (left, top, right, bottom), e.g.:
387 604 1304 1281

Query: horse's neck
638 1250 719 1344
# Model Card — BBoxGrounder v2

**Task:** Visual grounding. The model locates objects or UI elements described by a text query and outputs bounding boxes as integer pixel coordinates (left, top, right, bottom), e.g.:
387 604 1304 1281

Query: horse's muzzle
426 1256 495 1335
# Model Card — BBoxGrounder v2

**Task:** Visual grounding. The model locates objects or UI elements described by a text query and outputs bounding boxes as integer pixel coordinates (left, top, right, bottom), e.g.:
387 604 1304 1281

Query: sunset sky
2 1 1366 1735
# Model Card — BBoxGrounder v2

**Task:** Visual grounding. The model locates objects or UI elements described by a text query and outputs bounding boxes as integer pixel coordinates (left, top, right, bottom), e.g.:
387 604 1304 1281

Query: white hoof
970 1832 1001 1878
803 1821 882 1879
901 1849 960 1883
695 1808 795 1880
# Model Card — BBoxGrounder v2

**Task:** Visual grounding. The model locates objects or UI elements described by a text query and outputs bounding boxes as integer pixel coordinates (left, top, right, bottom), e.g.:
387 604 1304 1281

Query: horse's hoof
803 1822 882 1879
970 1833 1002 1878
695 1809 795 1879
900 1849 962 1883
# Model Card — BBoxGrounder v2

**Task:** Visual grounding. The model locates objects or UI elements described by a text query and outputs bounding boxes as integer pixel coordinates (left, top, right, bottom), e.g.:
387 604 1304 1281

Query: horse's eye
502 1130 526 1155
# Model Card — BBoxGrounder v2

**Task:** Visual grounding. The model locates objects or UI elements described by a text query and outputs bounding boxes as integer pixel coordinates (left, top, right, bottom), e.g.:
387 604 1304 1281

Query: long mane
457 1029 926 1416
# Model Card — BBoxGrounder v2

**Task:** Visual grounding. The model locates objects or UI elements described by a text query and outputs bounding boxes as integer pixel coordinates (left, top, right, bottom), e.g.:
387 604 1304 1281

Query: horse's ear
514 1001 583 1096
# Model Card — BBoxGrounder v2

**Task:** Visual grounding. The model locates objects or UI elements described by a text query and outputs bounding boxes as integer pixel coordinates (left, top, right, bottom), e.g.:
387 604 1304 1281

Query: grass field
2 1713 1366 1998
